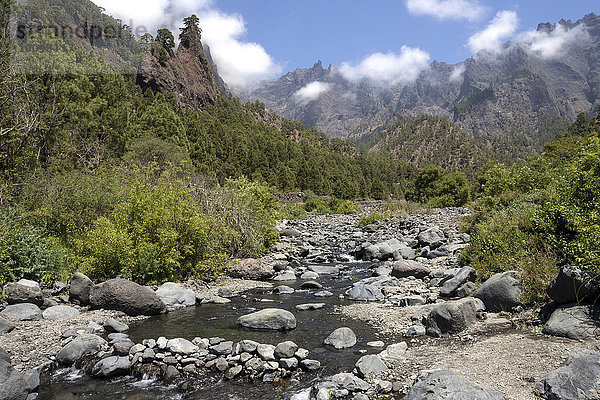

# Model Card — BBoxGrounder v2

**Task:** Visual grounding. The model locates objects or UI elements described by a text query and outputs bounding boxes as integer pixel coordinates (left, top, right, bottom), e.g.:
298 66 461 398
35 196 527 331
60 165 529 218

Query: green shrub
76 173 233 284
279 203 307 220
358 213 383 227
0 210 67 286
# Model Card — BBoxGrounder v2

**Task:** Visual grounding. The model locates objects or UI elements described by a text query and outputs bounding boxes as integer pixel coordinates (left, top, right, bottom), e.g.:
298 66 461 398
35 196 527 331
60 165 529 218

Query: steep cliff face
246 14 600 151
137 28 220 110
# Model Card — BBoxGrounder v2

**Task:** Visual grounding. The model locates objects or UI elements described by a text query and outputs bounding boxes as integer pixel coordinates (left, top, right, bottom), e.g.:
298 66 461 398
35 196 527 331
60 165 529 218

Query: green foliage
410 165 470 207
462 112 600 303
75 171 232 284
358 213 384 227
279 203 307 220
179 14 201 46
156 28 175 50
0 209 67 286
304 195 358 215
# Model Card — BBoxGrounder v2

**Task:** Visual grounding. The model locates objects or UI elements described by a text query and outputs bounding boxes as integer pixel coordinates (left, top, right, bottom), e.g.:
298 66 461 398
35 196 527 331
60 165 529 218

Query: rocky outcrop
137 26 220 110
89 278 167 316
543 304 599 340
536 350 600 400
57 334 108 366
69 272 93 305
228 259 275 280
323 327 357 349
0 303 42 321
475 271 522 312
546 265 599 305
426 298 485 337
236 308 297 331
404 370 505 399
3 279 44 306
155 282 196 308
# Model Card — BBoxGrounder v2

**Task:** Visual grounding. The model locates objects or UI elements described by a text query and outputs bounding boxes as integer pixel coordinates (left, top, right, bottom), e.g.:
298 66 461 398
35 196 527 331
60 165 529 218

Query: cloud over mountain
517 24 590 59
339 46 430 85
293 82 332 105
468 10 519 54
405 0 486 22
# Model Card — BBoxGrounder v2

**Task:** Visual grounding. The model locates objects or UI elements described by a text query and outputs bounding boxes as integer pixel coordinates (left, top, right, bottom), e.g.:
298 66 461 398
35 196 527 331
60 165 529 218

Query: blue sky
93 0 598 88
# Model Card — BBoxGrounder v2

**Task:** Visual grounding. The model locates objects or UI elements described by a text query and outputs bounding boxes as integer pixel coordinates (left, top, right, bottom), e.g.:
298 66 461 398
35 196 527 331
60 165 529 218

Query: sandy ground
341 302 600 400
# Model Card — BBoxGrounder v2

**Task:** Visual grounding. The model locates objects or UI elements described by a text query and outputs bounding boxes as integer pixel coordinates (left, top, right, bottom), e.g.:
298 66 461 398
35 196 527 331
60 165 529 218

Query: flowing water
38 262 386 400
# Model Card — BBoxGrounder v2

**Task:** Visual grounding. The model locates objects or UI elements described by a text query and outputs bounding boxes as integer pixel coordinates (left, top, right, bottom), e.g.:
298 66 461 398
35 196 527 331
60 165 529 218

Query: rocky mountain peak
136 24 220 110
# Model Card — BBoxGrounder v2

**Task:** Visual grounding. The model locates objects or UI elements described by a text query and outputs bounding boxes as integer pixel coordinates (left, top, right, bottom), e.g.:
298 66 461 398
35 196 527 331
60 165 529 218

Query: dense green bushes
460 112 600 303
408 165 470 207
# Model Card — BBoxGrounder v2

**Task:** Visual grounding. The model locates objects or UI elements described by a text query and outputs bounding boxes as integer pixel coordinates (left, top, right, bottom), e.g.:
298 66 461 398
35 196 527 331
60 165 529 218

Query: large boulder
89 278 167 316
543 304 599 340
228 258 274 280
42 305 80 320
155 282 196 307
0 318 15 335
417 227 446 250
404 370 505 400
237 308 296 330
547 265 599 305
323 327 357 349
69 272 94 305
0 359 30 400
439 267 476 297
363 239 407 261
391 260 431 279
475 271 522 312
426 298 485 337
0 303 42 321
92 356 130 378
346 284 384 301
536 350 600 400
3 280 44 306
355 354 388 378
57 334 107 366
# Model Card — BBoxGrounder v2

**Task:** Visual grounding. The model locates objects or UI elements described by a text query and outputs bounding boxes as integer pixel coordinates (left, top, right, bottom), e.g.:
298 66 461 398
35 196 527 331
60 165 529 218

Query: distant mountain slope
245 14 600 159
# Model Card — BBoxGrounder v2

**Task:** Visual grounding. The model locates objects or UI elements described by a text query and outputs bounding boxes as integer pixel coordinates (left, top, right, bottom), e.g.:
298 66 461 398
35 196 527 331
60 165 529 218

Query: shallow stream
38 262 386 400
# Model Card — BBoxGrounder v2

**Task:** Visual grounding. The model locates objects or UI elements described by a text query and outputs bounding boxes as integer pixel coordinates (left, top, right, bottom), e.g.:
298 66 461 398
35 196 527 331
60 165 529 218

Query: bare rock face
137 27 220 111
89 278 167 316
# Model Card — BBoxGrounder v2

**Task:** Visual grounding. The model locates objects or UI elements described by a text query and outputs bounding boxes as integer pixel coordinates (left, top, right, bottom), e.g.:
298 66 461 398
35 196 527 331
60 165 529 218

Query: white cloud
517 24 590 59
92 0 281 89
468 10 519 55
293 81 332 105
197 11 282 89
450 64 465 82
339 46 431 85
405 0 485 22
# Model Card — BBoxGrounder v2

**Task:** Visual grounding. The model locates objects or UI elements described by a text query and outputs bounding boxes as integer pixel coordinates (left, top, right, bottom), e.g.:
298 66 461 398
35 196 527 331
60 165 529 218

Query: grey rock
0 359 30 400
279 357 298 369
300 359 321 371
547 265 600 305
426 298 485 337
475 271 522 312
274 341 298 358
0 347 10 363
417 227 446 249
323 327 357 349
113 340 134 355
346 284 383 301
239 339 259 353
1 303 42 321
42 305 79 320
103 318 129 333
274 285 295 294
300 271 319 280
404 370 505 399
224 365 243 379
57 334 107 366
215 357 229 371
331 372 371 391
273 271 297 281
107 333 130 343
455 282 477 298
69 272 93 305
155 282 196 307
440 267 476 297
543 304 600 340
300 280 323 290
237 308 297 330
308 265 340 275
536 350 600 400
89 278 167 316
3 281 44 306
412 304 437 325
92 356 130 378
210 341 233 355
393 295 426 307
0 318 15 334
295 303 325 311
355 354 388 378
378 342 408 365
405 324 426 337
256 344 276 361
162 365 180 384
391 260 431 279
228 258 274 280
167 338 198 355
217 287 234 298
314 290 334 297
128 343 146 355
22 369 39 392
